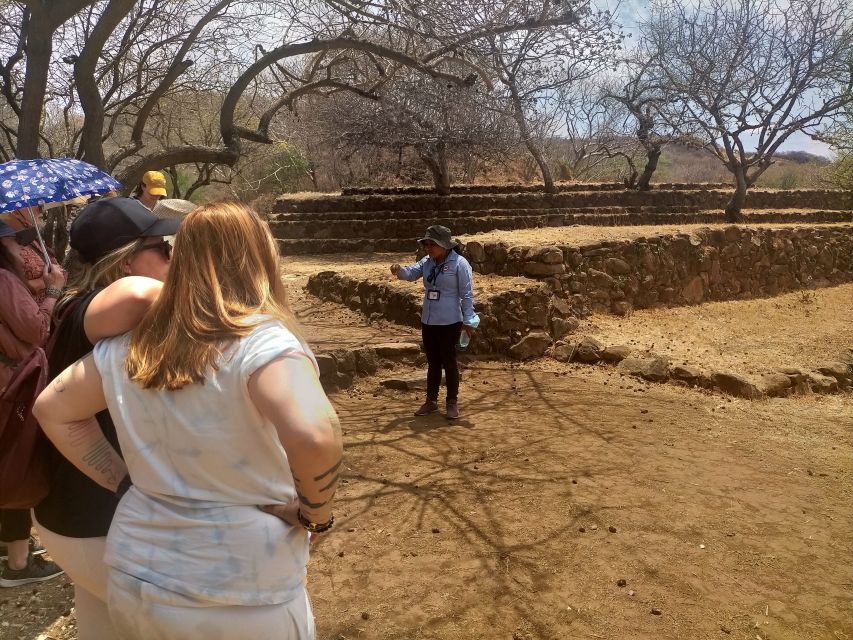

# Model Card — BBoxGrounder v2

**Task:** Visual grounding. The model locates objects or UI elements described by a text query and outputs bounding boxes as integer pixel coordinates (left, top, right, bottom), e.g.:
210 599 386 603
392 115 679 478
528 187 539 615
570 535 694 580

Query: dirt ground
10 364 850 640
313 365 852 640
462 222 849 247
3 249 851 640
579 284 853 375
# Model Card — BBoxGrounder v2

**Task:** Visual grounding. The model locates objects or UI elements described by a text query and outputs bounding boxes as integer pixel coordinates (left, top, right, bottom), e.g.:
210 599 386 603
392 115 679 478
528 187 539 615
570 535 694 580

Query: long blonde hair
56 240 144 316
125 200 299 390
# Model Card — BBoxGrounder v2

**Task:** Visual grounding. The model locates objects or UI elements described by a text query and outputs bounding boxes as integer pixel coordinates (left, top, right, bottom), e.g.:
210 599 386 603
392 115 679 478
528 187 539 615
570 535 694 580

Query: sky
606 0 835 158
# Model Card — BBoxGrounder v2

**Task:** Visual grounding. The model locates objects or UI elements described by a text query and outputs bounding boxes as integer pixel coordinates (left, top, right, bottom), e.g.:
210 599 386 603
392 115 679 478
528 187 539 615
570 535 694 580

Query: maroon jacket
0 346 50 508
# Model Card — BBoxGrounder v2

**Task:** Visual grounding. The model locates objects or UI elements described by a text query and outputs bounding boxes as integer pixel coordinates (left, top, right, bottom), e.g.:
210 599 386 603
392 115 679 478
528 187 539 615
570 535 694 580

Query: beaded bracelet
296 509 335 534
44 287 63 299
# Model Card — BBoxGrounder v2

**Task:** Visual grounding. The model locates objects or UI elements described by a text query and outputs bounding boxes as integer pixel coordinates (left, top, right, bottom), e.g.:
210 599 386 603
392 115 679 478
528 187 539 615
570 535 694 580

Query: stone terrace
294 223 853 398
269 187 852 254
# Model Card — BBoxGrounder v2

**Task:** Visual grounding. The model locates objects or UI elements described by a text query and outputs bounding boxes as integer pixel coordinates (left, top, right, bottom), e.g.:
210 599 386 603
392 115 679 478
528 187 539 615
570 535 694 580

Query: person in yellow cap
132 171 168 210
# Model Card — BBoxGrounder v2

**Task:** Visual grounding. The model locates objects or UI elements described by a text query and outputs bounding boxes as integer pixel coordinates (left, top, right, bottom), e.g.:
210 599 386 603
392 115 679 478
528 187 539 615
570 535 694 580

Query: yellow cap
142 171 167 197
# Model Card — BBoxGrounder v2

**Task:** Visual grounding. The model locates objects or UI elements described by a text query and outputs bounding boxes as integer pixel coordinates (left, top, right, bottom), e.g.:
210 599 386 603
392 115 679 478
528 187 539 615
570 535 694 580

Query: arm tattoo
67 419 95 447
318 474 339 493
82 440 122 486
66 419 122 488
313 459 341 482
297 494 331 509
292 458 341 508
53 372 68 393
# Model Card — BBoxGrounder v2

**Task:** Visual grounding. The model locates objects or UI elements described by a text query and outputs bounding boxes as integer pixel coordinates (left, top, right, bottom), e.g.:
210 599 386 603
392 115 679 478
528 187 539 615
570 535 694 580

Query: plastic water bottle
457 317 480 351
458 331 471 350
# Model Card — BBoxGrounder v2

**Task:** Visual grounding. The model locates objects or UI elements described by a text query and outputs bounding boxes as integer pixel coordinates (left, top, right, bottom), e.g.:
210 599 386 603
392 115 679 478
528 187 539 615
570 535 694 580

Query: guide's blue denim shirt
396 251 479 326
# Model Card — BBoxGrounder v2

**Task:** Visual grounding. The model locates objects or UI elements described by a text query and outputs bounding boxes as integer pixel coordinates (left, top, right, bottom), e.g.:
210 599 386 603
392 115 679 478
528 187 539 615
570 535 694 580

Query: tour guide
391 225 479 420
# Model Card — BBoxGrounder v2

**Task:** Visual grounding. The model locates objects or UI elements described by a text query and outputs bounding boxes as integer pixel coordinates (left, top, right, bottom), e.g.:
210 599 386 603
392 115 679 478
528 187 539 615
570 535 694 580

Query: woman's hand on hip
259 497 300 528
260 499 327 543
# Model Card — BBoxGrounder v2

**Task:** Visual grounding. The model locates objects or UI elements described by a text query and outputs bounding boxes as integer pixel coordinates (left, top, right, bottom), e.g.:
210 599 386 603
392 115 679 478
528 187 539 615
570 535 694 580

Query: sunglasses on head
133 239 172 260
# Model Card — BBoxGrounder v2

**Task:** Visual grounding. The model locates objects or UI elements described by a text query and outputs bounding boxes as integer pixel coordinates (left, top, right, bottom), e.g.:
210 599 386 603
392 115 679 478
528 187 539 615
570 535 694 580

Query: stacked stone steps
314 340 425 391
269 204 702 222
271 209 709 240
339 182 733 196
275 210 852 254
278 238 414 255
304 225 852 358
276 188 853 215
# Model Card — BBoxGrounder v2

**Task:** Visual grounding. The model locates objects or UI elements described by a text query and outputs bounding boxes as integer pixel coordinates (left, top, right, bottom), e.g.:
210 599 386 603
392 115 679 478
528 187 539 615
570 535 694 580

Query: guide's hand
463 325 475 338
390 264 401 275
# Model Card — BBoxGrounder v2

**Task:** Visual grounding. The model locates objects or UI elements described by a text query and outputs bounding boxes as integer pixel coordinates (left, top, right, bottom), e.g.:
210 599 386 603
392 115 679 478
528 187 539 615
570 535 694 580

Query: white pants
34 516 116 640
107 569 315 640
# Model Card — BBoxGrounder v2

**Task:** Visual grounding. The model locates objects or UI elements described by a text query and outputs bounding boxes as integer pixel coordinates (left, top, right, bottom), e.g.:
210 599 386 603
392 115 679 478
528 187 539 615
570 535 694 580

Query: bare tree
602 54 690 190
644 0 853 219
0 0 598 193
553 79 633 181
488 2 622 192
815 91 853 189
296 61 514 193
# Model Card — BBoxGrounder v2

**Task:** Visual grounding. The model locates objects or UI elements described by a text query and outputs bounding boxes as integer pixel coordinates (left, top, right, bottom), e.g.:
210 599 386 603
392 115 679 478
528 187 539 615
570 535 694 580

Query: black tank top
34 288 123 538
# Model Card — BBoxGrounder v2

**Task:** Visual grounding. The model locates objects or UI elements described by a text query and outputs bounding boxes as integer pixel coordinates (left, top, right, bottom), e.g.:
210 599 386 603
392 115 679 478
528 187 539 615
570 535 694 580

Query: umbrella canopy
0 157 122 214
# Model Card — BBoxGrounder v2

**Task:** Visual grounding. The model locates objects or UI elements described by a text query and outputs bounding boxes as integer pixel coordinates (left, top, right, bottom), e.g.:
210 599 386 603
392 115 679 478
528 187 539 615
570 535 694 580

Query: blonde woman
35 201 342 639
33 197 176 640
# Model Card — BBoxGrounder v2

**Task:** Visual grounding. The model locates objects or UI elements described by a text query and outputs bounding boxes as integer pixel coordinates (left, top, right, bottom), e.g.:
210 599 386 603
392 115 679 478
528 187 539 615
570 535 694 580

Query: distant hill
653 143 832 188
775 150 832 165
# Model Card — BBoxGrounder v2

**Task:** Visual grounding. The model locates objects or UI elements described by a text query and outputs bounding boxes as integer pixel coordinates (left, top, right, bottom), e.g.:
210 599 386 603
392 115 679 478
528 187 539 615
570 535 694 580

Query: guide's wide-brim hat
418 225 456 250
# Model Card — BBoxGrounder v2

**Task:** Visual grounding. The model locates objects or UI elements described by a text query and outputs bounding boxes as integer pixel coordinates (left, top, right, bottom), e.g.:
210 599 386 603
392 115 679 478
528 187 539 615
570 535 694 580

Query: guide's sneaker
0 554 63 587
445 403 460 420
414 400 439 416
0 536 46 561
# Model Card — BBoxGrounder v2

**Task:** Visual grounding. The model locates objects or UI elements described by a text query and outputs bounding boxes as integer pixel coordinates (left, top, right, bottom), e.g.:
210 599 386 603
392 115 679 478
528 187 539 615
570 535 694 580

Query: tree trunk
624 162 638 189
725 169 748 222
15 15 51 159
505 83 555 193
309 162 319 191
15 1 96 158
76 0 137 167
636 147 661 191
524 139 554 193
420 146 451 196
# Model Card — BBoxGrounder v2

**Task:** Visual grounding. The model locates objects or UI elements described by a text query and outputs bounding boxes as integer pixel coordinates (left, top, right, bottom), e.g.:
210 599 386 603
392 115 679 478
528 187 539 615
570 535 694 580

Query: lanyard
427 258 448 286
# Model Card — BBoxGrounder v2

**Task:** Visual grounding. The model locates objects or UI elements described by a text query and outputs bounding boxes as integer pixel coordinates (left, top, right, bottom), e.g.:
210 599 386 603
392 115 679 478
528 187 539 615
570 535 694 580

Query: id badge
427 289 441 301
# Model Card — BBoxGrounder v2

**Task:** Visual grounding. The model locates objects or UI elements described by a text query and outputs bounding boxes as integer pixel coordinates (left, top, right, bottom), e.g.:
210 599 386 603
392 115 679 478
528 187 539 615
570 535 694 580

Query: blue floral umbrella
0 157 123 267
0 157 122 213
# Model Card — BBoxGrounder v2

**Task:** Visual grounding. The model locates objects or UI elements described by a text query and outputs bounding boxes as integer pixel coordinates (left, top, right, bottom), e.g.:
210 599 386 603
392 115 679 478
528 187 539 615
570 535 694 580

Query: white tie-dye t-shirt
93 319 317 605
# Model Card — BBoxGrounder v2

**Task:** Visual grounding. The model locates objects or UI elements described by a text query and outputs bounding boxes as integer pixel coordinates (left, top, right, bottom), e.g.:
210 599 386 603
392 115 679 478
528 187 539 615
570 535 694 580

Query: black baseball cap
71 197 181 263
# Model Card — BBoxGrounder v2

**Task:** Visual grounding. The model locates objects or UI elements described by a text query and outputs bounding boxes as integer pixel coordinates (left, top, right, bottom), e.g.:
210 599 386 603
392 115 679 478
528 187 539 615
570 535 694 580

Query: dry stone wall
340 182 733 196
270 210 850 241
277 189 852 214
304 269 853 398
458 225 852 315
305 271 558 357
275 212 850 253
